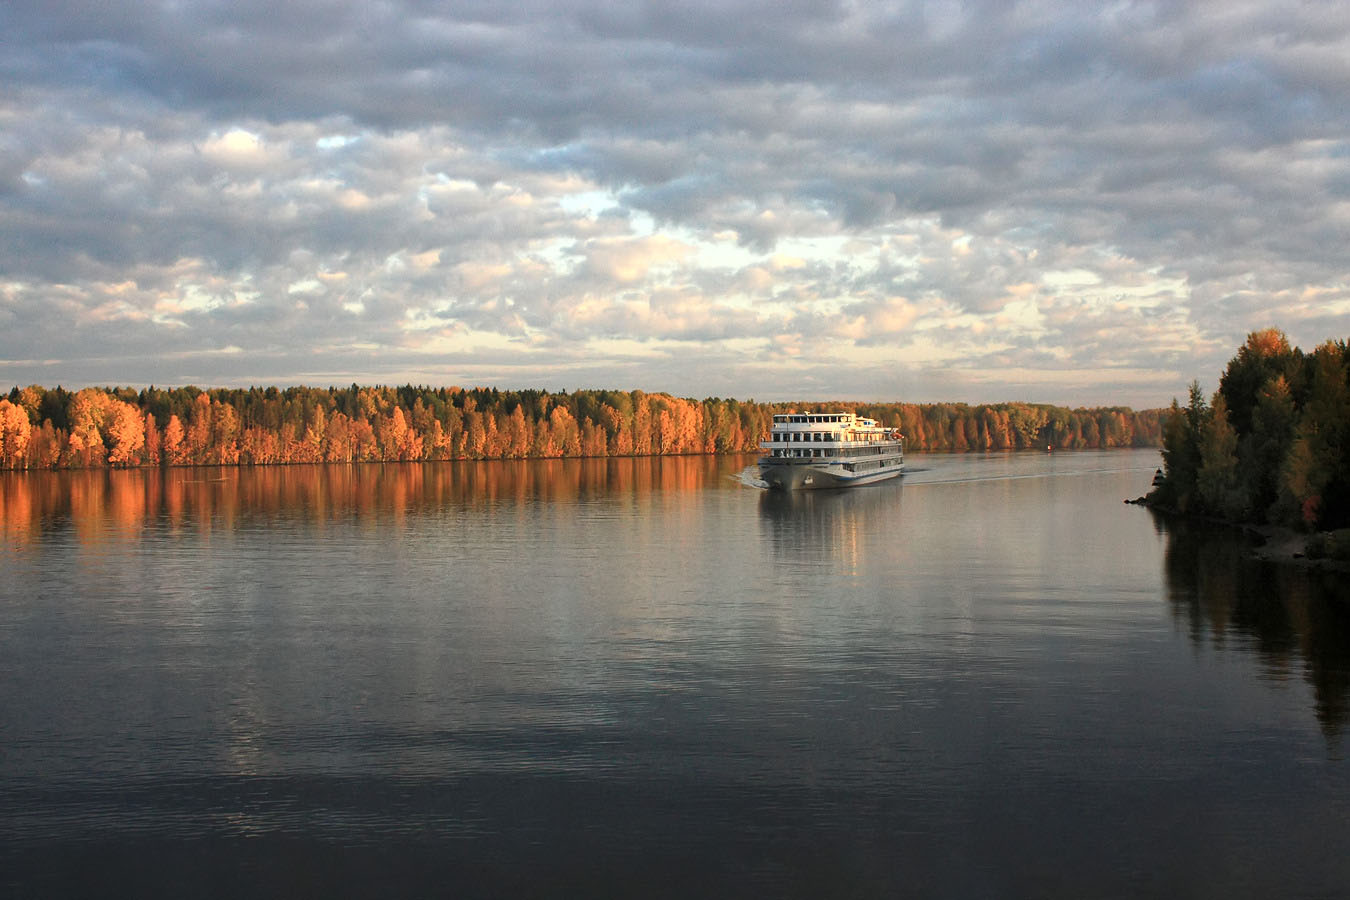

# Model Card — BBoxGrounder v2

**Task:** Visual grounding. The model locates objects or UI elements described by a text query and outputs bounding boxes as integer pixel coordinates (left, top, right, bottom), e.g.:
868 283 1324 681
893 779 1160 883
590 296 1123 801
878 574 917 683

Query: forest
0 383 1163 470
1151 329 1350 531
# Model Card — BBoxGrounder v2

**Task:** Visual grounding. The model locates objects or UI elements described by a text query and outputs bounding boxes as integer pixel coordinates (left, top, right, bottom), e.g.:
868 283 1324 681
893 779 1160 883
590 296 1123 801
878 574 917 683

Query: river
2 450 1347 898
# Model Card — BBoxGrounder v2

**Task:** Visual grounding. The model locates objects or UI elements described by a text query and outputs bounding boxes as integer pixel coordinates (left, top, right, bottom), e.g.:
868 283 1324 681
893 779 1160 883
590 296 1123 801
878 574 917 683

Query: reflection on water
3 450 1349 898
0 456 733 545
1157 514 1350 739
758 484 901 574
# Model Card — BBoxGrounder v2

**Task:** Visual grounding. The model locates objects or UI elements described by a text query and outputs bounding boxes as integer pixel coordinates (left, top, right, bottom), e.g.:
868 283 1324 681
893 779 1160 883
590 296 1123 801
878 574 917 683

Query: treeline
0 383 1162 469
1151 329 1350 530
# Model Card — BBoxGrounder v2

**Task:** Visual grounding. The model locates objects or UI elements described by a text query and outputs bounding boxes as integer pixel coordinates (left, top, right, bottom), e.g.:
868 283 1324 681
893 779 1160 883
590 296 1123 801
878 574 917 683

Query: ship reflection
1155 512 1350 740
757 483 903 575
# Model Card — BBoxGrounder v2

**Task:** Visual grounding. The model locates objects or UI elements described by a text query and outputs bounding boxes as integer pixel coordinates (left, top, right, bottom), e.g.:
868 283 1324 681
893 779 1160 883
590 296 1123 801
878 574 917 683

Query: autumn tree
17 386 45 425
185 393 213 464
0 399 32 468
163 414 186 465
106 400 146 466
143 413 161 466
66 388 113 466
30 421 62 468
3 382 1169 468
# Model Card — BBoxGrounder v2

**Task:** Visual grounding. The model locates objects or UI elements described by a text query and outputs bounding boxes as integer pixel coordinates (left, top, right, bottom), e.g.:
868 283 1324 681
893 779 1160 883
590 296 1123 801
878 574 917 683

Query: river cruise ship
758 411 904 490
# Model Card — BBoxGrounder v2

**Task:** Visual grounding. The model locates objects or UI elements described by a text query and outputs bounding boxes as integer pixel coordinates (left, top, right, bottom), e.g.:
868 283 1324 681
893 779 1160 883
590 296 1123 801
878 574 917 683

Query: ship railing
760 438 903 448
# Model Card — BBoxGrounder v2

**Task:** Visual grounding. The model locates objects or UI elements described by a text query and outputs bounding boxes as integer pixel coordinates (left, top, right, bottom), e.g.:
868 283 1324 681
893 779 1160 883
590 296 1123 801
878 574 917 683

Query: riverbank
1248 525 1350 573
1127 495 1350 573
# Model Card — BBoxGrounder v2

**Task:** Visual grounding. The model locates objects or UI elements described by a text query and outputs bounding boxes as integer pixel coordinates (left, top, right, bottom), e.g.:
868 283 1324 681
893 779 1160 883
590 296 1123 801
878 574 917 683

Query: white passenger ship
758 411 904 490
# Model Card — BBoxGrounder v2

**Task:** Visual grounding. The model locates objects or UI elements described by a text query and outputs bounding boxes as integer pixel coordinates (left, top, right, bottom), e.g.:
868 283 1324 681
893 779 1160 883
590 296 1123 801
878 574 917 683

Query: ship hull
757 459 903 490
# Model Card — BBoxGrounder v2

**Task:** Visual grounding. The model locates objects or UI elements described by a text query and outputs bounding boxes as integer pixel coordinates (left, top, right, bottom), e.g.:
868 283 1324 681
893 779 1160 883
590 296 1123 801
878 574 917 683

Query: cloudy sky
2 1 1348 407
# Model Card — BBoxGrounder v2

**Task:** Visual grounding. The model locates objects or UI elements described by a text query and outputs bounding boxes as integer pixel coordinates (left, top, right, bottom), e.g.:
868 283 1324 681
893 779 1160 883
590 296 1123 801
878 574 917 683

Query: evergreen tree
1241 375 1296 522
1219 328 1302 435
1197 392 1243 519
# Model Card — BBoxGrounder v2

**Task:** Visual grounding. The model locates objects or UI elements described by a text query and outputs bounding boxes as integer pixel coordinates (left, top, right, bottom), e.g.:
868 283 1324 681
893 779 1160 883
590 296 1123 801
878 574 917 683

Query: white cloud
2 1 1349 406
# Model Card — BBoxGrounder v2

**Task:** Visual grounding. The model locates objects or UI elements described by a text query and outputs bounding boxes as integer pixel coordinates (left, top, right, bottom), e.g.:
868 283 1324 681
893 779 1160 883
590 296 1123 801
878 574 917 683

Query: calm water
2 450 1348 898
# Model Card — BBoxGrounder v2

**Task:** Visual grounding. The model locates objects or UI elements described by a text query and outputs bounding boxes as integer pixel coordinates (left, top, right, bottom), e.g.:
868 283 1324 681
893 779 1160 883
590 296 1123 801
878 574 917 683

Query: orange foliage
106 401 145 466
0 400 32 468
1 384 1163 469
1246 327 1293 358
163 415 187 465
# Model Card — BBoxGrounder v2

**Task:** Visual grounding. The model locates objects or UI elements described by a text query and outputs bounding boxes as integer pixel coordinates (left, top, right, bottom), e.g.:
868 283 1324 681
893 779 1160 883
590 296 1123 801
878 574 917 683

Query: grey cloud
4 0 1350 403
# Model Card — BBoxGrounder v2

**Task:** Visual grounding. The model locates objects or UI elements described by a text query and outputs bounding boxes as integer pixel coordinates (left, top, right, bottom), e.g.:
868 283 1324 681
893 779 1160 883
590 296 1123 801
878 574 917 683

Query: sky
2 1 1349 408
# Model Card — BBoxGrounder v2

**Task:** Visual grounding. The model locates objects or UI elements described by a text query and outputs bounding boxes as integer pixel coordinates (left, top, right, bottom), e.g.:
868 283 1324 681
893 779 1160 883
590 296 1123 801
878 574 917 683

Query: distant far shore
1 384 1163 470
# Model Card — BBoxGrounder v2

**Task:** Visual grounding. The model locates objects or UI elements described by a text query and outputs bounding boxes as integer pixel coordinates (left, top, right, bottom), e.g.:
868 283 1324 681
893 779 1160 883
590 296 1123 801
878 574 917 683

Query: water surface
2 451 1347 898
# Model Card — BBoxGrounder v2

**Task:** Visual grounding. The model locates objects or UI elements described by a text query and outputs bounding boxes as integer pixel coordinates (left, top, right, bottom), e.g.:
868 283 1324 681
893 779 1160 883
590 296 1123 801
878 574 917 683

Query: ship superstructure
758 411 904 489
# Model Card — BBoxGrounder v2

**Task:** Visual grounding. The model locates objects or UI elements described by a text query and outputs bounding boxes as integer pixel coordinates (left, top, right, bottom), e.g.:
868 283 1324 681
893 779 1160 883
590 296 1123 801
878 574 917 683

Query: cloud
2 1 1349 406
578 235 692 284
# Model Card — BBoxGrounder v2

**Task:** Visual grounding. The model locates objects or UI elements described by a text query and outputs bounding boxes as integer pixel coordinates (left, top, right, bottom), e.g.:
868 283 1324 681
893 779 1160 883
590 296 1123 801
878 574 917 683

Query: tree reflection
0 456 741 544
1157 513 1350 739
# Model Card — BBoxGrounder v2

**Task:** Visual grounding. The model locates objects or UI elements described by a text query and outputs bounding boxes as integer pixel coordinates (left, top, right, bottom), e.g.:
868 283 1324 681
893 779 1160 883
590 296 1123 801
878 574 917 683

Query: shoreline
1245 524 1350 573
1126 495 1350 574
